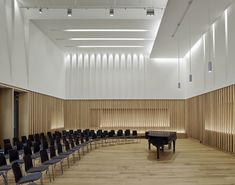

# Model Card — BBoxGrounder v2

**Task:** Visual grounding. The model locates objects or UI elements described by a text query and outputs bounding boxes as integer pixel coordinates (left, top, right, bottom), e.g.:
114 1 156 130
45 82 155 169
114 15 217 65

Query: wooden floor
2 139 235 185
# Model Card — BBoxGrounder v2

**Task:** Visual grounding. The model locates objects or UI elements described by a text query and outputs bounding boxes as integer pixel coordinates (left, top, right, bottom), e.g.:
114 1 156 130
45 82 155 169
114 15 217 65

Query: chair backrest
12 162 23 183
33 142 40 154
21 136 27 144
117 130 123 136
40 149 49 163
75 137 80 146
26 139 33 148
24 146 32 156
65 141 70 151
23 155 33 172
3 139 11 145
50 146 56 158
70 139 75 148
132 130 137 136
16 141 23 151
125 129 131 136
28 134 34 141
0 153 7 166
13 137 19 146
9 149 19 163
4 143 12 155
57 143 63 154
42 140 48 150
49 138 55 147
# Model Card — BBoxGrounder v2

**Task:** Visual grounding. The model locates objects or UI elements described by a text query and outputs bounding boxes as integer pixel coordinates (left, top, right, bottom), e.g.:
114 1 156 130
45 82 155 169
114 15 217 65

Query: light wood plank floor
2 139 235 185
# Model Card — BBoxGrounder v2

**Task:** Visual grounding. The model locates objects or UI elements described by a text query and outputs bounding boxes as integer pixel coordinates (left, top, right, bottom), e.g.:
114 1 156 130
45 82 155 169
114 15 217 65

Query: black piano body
146 131 177 159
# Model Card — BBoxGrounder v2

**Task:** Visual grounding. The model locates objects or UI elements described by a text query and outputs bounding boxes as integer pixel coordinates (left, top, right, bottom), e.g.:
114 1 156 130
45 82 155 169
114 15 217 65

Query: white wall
0 0 65 98
185 3 235 98
65 53 186 99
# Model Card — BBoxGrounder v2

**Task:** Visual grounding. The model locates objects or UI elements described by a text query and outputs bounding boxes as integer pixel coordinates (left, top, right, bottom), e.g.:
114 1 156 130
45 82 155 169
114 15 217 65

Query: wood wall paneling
0 88 13 145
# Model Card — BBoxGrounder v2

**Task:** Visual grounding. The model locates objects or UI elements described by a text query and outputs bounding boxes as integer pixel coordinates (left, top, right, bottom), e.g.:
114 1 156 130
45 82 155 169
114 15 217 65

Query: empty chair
12 161 42 185
0 153 11 182
57 143 72 166
13 138 19 146
4 143 12 155
21 136 27 144
28 135 34 142
33 142 40 155
24 154 51 182
23 146 39 160
3 139 11 145
42 139 49 150
8 149 24 165
26 139 33 148
49 146 67 168
40 149 63 180
15 141 24 155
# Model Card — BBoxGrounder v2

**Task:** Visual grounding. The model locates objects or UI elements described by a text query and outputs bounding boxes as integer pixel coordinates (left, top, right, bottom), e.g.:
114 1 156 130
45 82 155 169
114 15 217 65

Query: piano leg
173 140 176 152
148 141 151 150
157 145 160 159
168 143 172 149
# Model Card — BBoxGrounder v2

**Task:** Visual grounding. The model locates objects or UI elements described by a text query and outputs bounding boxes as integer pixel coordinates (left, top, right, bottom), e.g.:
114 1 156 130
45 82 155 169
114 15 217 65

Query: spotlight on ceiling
67 9 72 17
109 8 114 16
146 8 154 16
39 8 42 14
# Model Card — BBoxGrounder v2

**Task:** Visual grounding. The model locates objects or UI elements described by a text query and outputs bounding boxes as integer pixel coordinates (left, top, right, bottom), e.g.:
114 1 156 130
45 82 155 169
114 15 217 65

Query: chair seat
18 172 42 184
12 159 24 165
32 153 40 159
43 158 62 165
0 165 11 172
27 165 49 173
52 155 67 160
59 151 74 156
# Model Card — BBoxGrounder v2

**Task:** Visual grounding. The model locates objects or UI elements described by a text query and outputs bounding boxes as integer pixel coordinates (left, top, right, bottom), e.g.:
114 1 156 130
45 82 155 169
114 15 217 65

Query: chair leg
67 156 70 168
40 176 43 185
47 169 51 182
51 165 55 181
60 161 63 174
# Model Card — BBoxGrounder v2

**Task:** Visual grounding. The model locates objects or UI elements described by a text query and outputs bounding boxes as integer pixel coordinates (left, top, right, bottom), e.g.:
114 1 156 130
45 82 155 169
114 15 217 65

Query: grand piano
146 131 177 159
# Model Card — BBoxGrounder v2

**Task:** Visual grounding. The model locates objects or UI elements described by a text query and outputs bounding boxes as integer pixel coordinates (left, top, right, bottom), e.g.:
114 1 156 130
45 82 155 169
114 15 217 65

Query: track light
178 82 181 89
208 61 212 72
67 9 72 17
189 74 192 82
109 8 114 16
146 8 154 16
39 8 42 14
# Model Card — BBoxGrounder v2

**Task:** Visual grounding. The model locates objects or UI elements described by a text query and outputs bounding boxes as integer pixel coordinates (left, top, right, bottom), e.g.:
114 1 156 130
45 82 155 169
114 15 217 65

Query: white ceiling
18 0 167 54
151 0 235 58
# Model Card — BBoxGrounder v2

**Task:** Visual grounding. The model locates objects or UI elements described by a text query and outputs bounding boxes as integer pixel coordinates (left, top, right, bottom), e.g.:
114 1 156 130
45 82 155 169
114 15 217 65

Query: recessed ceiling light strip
68 38 151 41
64 29 148 32
77 45 144 48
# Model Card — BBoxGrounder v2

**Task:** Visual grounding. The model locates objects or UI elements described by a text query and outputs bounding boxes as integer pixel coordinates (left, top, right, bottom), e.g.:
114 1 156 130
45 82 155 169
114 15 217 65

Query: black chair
12 161 42 185
24 146 39 160
57 143 71 166
24 154 51 182
28 135 34 142
13 138 19 146
4 143 12 155
21 136 27 144
50 146 67 168
132 130 138 142
8 149 24 165
15 141 24 155
0 153 11 183
33 142 40 155
3 139 11 145
40 149 63 180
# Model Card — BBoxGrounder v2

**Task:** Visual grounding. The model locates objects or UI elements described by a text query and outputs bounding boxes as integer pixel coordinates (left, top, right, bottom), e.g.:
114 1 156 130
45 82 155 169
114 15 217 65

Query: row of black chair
0 129 138 184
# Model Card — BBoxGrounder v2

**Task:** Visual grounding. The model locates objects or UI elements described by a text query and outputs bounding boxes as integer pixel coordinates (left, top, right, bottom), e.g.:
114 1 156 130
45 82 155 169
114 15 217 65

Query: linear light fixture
69 38 151 41
109 8 114 16
64 29 148 32
67 9 72 17
77 45 144 48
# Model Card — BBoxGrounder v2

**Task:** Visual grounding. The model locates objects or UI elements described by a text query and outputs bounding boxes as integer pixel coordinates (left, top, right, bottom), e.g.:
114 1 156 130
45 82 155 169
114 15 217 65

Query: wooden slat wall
0 88 13 145
186 85 235 153
28 92 64 134
64 100 186 133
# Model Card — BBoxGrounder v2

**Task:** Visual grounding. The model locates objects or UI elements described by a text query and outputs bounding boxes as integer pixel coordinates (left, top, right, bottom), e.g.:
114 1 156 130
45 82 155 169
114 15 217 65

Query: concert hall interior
1 0 235 184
